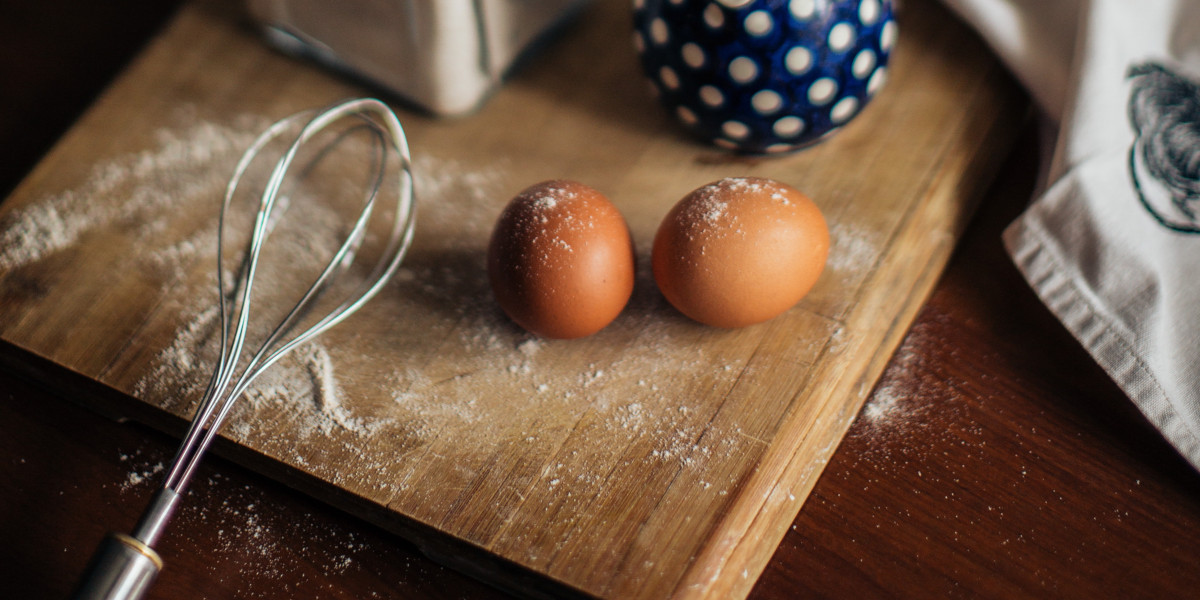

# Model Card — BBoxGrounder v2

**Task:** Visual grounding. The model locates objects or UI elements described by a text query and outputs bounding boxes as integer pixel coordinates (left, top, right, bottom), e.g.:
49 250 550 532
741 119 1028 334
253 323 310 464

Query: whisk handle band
132 488 182 547
69 532 162 600
72 488 178 600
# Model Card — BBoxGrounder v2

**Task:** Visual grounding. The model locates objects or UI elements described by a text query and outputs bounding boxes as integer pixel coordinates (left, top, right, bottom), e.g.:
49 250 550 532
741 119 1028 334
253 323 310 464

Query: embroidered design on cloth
1127 61 1200 234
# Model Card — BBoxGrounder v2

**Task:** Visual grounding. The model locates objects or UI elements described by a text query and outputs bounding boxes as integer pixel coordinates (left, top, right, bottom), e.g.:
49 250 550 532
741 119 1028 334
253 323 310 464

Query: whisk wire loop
74 98 414 600
162 98 414 495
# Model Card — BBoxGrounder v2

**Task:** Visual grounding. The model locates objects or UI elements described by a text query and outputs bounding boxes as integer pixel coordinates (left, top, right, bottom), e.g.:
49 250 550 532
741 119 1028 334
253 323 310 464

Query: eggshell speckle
652 177 828 328
488 180 635 339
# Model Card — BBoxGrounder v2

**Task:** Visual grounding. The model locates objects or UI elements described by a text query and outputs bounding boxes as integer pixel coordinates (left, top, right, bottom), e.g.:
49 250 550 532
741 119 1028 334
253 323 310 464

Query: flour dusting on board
0 118 263 271
0 106 839 512
826 221 881 274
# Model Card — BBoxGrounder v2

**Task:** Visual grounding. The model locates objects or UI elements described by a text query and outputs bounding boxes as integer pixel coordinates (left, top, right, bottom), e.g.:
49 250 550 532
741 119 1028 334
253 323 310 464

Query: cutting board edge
0 338 604 599
668 68 1032 599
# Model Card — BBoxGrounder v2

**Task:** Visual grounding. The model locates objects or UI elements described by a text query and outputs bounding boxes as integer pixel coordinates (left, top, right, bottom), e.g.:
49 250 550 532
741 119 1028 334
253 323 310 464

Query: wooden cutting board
0 0 1025 597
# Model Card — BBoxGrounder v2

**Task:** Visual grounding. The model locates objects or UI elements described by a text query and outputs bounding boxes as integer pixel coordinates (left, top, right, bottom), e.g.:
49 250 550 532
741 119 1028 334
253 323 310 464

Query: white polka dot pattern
752 89 783 114
852 49 876 78
744 10 773 36
831 96 858 122
634 0 896 152
650 18 669 44
682 42 706 68
660 66 681 89
774 116 805 137
859 0 880 24
881 20 898 51
722 120 751 139
703 3 725 28
828 22 855 52
729 56 758 83
699 85 725 107
790 0 816 20
785 46 813 75
868 66 888 95
808 77 837 105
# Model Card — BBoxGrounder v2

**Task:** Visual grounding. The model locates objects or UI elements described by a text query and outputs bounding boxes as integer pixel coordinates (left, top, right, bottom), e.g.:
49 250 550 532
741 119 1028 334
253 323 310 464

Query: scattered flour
0 106 849 535
856 337 928 440
124 462 165 490
861 383 906 425
166 471 385 598
826 221 881 274
848 320 976 468
0 118 263 271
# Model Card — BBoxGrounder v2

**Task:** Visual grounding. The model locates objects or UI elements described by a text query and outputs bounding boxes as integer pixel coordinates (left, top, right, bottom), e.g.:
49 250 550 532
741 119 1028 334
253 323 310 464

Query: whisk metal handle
70 533 163 600
131 488 183 548
72 488 179 600
71 96 415 600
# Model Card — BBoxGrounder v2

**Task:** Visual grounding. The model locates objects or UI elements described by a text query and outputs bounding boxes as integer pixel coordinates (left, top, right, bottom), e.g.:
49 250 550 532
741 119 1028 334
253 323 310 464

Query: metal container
248 0 588 116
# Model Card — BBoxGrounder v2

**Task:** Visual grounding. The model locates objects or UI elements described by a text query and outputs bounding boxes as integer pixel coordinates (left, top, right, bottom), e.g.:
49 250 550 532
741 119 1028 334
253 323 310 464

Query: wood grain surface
3 1 1200 600
0 0 1028 598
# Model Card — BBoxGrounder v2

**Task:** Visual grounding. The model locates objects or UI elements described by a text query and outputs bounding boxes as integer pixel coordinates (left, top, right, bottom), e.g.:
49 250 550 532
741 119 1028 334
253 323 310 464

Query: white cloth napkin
938 0 1200 471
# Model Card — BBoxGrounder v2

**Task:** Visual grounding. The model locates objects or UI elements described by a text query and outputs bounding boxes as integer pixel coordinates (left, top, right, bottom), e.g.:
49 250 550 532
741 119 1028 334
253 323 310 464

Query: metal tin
248 0 589 116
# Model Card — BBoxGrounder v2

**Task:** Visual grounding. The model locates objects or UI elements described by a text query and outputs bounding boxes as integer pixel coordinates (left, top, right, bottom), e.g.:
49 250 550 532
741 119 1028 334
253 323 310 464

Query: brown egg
652 177 829 328
488 180 635 339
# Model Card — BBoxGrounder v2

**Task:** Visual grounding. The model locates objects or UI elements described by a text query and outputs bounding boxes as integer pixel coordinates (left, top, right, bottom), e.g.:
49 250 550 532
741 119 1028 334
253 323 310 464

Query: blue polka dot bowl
633 0 896 154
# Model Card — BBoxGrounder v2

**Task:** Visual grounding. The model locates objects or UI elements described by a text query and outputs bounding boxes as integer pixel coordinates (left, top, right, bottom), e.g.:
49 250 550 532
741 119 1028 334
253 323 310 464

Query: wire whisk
72 97 416 600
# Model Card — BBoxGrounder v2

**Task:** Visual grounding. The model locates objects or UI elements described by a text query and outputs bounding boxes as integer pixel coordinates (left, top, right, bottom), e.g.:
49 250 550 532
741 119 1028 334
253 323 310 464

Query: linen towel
939 0 1200 471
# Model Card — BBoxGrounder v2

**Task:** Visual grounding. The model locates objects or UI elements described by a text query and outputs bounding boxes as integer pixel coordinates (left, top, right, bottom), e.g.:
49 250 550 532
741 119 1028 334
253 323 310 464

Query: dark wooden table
4 2 1200 598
